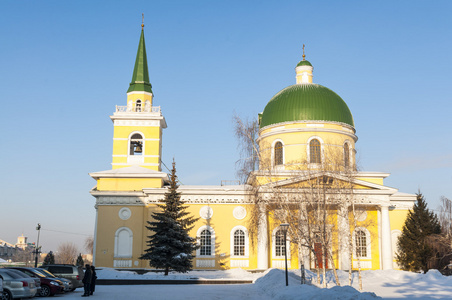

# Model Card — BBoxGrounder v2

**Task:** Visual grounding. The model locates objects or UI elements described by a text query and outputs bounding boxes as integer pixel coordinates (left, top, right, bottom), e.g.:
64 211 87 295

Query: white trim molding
353 227 371 259
230 225 249 258
271 139 285 170
307 136 324 165
196 226 215 257
272 226 291 259
114 227 133 258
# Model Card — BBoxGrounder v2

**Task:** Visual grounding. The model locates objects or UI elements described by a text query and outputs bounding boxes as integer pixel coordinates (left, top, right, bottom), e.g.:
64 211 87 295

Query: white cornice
260 120 355 133
110 118 167 129
89 166 168 180
258 125 358 142
355 172 391 178
126 91 153 96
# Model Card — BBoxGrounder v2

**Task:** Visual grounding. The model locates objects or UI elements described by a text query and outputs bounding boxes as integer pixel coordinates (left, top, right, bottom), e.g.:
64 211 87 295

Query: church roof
127 29 153 93
296 59 312 67
260 83 354 128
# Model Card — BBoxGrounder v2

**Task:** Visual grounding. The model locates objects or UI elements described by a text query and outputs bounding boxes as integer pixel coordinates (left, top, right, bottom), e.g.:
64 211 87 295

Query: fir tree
396 192 441 273
76 253 84 267
42 251 55 265
140 161 199 275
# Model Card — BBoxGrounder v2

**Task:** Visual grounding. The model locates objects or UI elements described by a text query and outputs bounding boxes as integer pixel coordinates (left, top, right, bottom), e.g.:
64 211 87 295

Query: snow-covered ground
54 268 452 299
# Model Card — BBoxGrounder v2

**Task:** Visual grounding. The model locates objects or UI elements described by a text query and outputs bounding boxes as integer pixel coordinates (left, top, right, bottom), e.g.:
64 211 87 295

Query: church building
89 26 416 271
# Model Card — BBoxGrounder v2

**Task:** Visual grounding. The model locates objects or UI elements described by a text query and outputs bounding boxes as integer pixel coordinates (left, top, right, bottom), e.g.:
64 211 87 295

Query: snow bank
255 269 380 300
94 267 452 299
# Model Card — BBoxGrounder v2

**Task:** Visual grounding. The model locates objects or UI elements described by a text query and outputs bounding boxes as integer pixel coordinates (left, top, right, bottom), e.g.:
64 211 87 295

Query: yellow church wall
111 125 162 171
113 126 161 139
94 205 148 268
267 213 300 269
389 209 409 269
127 91 153 104
259 125 355 172
351 209 380 270
356 177 384 186
389 209 408 230
183 204 259 270
97 178 163 191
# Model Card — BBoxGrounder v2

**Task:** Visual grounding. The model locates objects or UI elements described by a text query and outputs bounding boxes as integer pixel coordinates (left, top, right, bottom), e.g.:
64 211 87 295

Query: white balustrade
115 105 161 114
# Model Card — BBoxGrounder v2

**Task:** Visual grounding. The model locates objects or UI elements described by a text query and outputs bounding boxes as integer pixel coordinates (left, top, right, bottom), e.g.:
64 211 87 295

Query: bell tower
110 24 167 171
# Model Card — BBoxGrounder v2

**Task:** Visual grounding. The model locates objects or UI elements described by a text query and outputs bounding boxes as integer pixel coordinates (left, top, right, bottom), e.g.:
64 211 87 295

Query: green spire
127 28 153 93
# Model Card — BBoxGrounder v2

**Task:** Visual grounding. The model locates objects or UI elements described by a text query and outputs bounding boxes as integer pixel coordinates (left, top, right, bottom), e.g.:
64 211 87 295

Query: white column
338 203 350 270
299 203 310 270
257 204 268 269
381 204 393 270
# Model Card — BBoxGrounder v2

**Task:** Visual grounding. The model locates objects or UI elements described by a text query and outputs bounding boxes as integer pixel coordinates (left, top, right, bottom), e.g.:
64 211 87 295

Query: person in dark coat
82 264 92 297
90 266 97 295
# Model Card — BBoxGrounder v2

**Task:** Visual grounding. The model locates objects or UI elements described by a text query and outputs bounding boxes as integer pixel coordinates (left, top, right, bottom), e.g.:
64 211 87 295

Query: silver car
0 269 37 300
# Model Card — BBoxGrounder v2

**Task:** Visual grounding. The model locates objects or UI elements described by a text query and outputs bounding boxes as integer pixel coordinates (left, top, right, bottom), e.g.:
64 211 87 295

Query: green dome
260 84 354 128
296 60 312 67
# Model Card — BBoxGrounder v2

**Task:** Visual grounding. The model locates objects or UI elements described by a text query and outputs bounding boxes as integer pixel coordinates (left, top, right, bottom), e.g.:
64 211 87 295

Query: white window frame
272 227 291 259
271 139 285 169
127 131 145 165
196 226 215 257
114 227 133 258
353 227 371 259
230 226 249 258
307 136 324 165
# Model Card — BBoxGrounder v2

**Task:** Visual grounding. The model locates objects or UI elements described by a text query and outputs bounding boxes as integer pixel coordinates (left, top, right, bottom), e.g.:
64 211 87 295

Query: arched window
114 227 133 258
355 229 369 258
200 229 212 256
233 230 245 256
129 133 143 156
310 139 321 164
135 100 142 112
275 230 286 257
274 141 283 166
344 143 350 168
230 226 249 258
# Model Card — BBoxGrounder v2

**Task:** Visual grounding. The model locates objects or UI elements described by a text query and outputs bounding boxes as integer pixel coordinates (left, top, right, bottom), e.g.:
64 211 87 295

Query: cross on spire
302 44 306 61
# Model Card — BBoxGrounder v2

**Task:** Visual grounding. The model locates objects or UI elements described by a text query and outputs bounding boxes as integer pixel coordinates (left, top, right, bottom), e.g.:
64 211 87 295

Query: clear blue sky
1 1 451 253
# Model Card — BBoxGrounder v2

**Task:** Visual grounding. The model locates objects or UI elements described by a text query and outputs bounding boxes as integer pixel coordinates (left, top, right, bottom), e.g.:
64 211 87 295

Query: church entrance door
314 242 328 269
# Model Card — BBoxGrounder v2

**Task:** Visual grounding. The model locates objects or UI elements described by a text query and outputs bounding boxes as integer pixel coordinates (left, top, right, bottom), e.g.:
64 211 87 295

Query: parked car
0 269 38 300
3 268 41 294
0 276 3 298
36 268 74 292
39 264 84 290
8 267 64 297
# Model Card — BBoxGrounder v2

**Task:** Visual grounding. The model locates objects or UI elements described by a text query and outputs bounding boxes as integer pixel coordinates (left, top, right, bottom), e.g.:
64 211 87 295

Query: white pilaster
381 204 393 270
338 203 351 270
93 204 98 266
257 204 268 269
